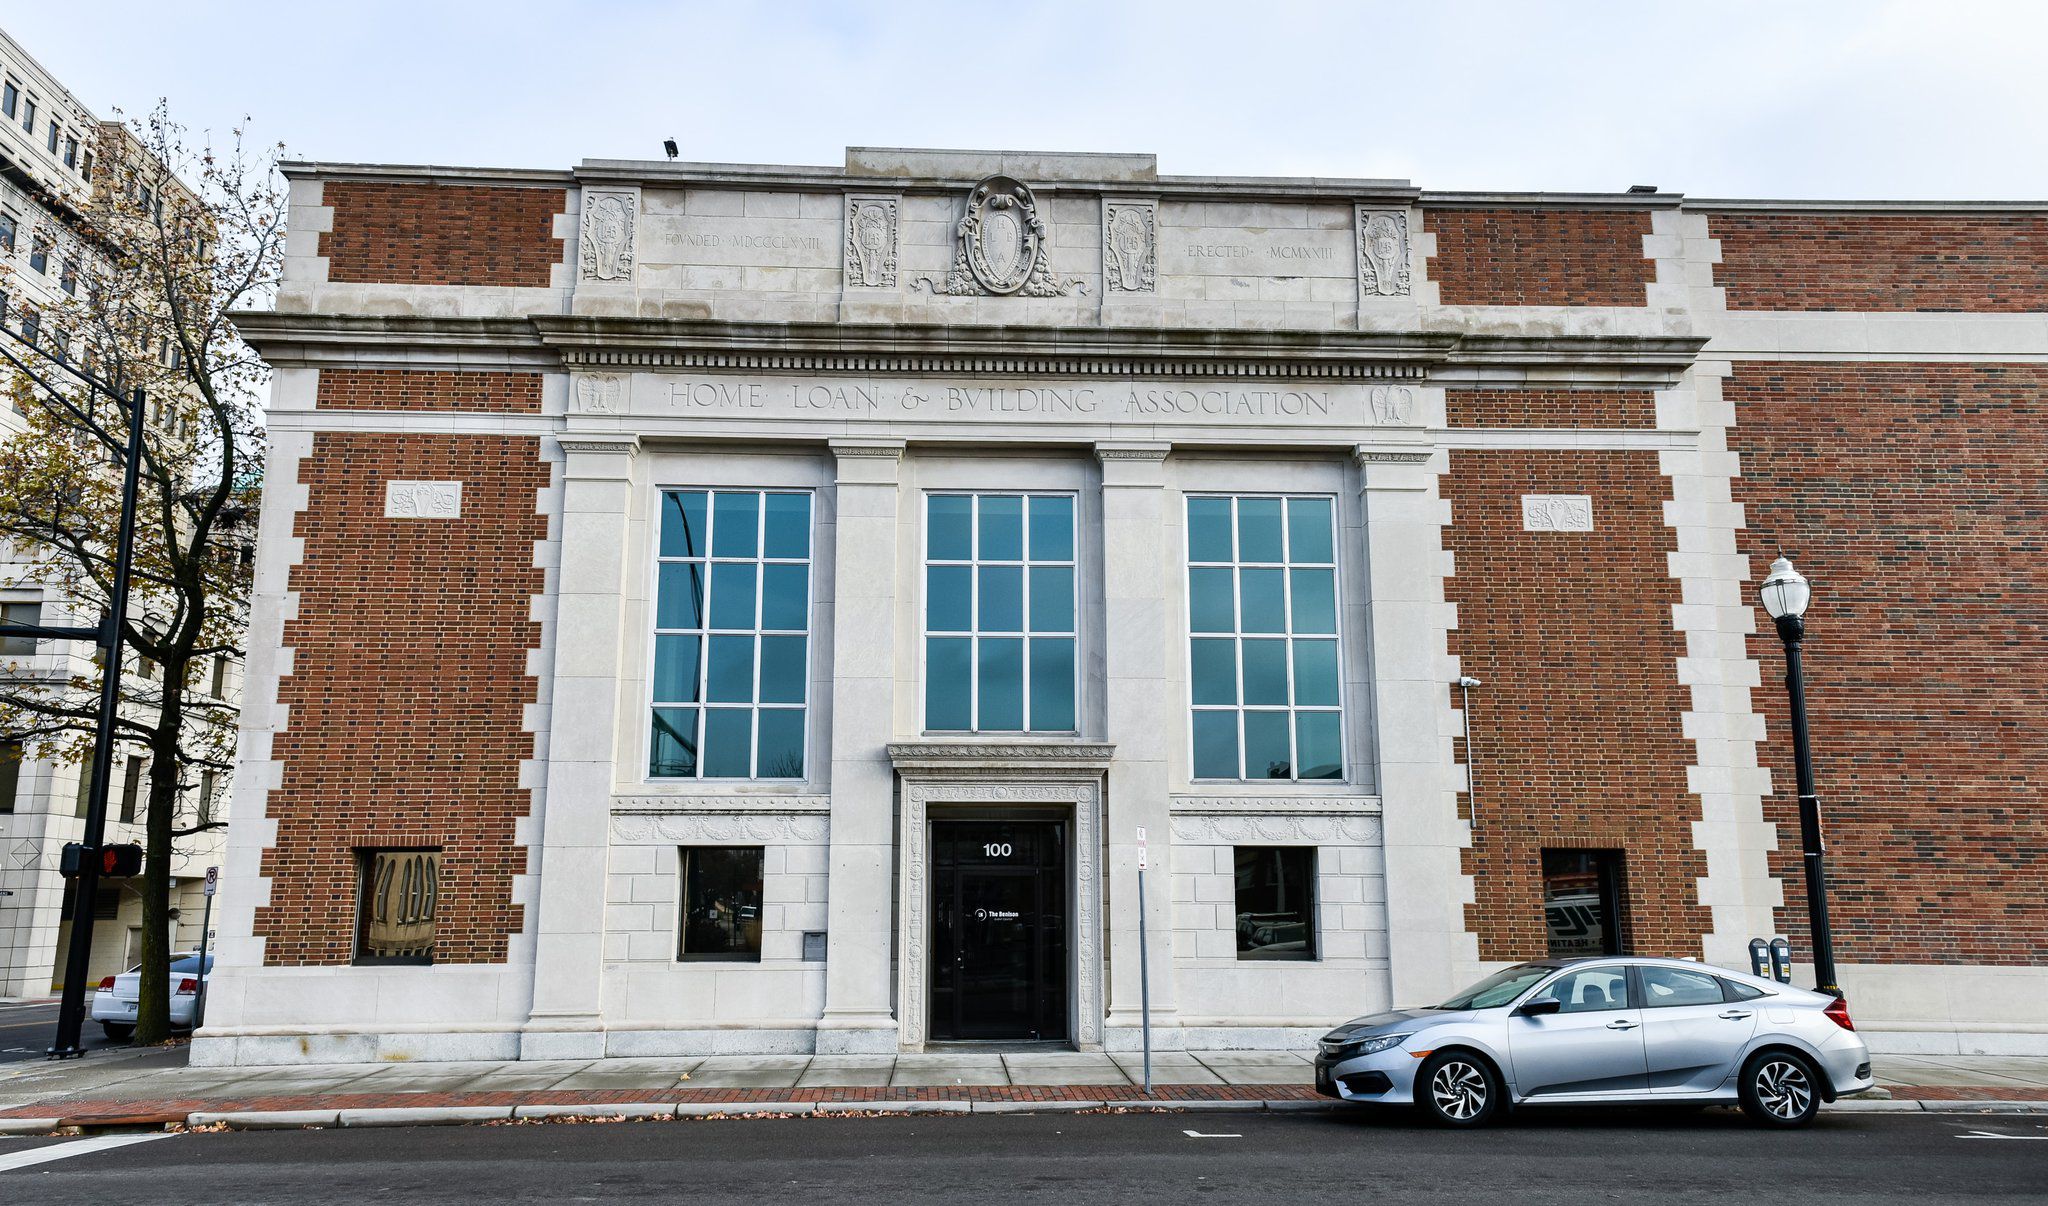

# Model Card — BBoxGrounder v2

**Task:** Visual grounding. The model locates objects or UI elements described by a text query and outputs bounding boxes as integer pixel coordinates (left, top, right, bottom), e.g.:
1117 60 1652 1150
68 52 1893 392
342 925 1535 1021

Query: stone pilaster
815 439 905 1052
520 432 639 1059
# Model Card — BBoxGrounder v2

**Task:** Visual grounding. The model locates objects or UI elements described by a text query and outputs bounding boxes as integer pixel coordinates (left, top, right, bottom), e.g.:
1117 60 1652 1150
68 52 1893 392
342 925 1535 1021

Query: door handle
1605 1019 1638 1030
1718 1010 1753 1020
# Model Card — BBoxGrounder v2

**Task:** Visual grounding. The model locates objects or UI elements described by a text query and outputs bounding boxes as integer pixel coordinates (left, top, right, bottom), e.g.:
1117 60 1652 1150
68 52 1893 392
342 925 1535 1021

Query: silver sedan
1314 957 1873 1127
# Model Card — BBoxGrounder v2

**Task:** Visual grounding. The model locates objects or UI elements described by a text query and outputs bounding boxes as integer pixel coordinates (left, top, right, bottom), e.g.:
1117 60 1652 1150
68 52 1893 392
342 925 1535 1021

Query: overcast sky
12 0 2048 198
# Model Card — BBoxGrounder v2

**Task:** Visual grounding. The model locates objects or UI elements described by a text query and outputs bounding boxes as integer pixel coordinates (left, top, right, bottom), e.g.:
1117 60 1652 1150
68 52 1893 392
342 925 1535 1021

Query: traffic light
58 842 144 878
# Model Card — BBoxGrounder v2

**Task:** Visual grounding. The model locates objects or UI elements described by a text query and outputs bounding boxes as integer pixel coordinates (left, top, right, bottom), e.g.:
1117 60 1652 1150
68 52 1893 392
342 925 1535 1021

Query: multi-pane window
650 489 812 780
1235 846 1317 960
355 848 439 965
924 493 1076 733
678 846 764 962
1186 495 1343 780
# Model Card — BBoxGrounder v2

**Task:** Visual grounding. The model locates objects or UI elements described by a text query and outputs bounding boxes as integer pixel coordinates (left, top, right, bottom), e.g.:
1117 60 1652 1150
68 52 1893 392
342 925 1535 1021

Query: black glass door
930 820 1067 1041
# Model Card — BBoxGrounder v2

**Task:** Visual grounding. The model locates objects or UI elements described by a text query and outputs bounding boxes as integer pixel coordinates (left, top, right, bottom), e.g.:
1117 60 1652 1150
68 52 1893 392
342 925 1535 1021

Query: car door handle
1605 1019 1638 1030
1718 1010 1753 1020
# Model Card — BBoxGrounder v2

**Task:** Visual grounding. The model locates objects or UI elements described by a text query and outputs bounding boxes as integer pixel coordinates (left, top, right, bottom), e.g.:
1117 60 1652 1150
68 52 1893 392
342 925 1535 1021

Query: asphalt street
0 1002 125 1063
2 1107 2044 1204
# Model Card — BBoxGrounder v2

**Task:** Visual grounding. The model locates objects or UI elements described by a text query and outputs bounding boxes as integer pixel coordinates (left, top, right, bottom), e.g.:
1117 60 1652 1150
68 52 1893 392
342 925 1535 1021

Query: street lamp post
1758 555 1841 998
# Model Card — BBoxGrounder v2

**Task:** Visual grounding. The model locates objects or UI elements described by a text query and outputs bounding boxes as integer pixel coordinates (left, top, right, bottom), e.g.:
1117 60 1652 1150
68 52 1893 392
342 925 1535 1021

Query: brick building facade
196 149 2046 1064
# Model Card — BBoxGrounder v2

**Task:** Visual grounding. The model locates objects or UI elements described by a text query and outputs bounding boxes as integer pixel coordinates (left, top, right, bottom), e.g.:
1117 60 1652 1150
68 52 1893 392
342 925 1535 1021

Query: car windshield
1435 965 1555 1010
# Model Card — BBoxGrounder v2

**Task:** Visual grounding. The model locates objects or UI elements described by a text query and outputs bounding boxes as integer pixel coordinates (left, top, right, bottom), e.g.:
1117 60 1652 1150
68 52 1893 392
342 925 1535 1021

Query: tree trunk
133 702 184 1045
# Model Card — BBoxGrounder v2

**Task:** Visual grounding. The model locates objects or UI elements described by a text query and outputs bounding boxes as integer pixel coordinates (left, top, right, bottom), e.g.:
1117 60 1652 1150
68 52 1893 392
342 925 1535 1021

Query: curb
674 1101 814 1117
815 1101 969 1114
338 1106 514 1127
191 1110 344 1129
0 1117 62 1135
970 1100 1107 1114
511 1103 676 1121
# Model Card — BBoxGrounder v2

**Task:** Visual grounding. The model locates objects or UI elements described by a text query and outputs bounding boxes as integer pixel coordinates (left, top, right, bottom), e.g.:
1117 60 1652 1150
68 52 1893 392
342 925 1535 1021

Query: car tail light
175 977 198 995
97 976 116 991
1823 996 1855 1031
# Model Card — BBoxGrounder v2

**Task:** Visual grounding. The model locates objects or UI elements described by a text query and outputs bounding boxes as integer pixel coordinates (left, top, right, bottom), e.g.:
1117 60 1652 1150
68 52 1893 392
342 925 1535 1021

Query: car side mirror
1516 996 1562 1017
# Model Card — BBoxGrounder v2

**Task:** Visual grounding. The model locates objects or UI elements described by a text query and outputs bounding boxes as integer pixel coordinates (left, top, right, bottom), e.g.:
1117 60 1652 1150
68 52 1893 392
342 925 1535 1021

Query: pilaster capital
1354 440 1437 492
1095 441 1170 488
832 438 905 485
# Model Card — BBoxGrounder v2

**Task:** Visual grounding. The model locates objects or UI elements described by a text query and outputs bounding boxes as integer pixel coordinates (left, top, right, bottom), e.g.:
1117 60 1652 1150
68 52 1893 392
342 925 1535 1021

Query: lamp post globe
1760 553 1840 998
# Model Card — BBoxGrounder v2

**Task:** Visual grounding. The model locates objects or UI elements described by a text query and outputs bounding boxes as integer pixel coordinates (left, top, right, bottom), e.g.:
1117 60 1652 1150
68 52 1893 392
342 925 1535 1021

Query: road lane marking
1182 1129 1242 1138
1956 1130 2048 1140
0 1132 175 1172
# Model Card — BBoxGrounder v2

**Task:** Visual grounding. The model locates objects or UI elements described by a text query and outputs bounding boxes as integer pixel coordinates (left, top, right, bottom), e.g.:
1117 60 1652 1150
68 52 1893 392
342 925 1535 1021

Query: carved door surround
889 740 1113 1051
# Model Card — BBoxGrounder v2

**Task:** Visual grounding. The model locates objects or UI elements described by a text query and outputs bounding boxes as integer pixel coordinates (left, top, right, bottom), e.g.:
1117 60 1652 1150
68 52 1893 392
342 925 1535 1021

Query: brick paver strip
4 1083 2031 1126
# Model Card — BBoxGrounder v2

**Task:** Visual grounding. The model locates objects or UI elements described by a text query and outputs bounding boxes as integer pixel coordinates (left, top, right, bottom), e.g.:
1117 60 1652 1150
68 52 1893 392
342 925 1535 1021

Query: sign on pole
203 866 219 897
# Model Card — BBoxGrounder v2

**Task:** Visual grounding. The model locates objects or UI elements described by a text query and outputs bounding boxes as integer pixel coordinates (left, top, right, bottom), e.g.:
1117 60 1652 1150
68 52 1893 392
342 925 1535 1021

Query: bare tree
0 103 281 1043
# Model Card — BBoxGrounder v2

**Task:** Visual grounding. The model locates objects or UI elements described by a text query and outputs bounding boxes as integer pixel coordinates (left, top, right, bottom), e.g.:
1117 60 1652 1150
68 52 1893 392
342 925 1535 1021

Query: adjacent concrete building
201 146 2047 1063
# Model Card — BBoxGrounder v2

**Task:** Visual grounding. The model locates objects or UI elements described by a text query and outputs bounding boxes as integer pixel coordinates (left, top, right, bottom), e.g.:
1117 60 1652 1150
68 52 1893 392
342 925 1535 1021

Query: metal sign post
195 866 218 1027
1136 826 1152 1097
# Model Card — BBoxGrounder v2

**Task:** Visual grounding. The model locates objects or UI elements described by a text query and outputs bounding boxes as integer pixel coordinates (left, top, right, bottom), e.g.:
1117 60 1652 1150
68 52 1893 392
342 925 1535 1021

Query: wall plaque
1522 494 1594 532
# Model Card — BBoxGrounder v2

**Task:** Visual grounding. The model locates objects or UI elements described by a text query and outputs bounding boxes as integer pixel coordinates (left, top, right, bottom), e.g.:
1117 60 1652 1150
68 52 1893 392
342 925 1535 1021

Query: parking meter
1768 937 1793 984
1748 938 1771 979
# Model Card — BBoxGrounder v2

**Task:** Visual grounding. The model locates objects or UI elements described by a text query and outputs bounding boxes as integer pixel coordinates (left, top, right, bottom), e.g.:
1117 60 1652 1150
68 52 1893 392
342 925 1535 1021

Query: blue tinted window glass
1287 497 1334 563
756 709 805 779
1292 640 1340 707
660 491 708 557
709 562 757 629
927 565 972 632
760 563 809 631
1029 496 1074 562
758 635 807 704
977 637 1024 730
1296 711 1342 780
1290 568 1337 634
1243 711 1293 780
1190 639 1237 705
706 635 755 703
1237 497 1284 562
702 708 753 777
929 495 973 560
656 563 705 630
650 708 699 777
1028 637 1075 732
1187 497 1233 563
652 634 702 703
978 495 1023 561
978 565 1023 631
1242 639 1289 706
711 492 759 557
926 637 973 730
1189 567 1236 633
1238 568 1285 633
1029 566 1074 633
762 492 811 558
1192 711 1240 779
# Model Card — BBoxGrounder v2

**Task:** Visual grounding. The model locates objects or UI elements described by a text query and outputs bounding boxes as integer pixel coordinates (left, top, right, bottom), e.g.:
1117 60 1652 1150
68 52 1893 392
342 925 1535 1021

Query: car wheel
1417 1051 1501 1127
1739 1051 1821 1127
100 1022 134 1042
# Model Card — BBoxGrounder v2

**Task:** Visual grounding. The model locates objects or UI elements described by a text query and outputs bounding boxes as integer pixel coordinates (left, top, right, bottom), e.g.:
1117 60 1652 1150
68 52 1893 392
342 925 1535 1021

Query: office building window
1186 495 1343 781
1234 846 1317 961
650 489 812 780
0 600 40 656
21 96 34 133
1 80 16 119
0 209 15 251
63 134 77 168
59 258 75 295
0 740 20 814
210 655 228 697
1541 848 1627 958
80 150 92 181
923 492 1077 733
355 848 439 965
46 119 58 153
678 846 764 961
196 769 217 826
119 756 144 823
18 307 37 346
28 237 46 274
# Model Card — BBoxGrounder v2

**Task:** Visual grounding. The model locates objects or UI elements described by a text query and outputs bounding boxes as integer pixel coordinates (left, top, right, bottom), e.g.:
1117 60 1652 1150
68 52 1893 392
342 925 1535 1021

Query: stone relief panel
1102 199 1157 294
916 175 1086 297
1522 494 1596 532
611 813 830 844
572 373 625 415
1170 815 1382 845
580 189 638 282
384 480 462 519
844 194 901 288
1366 384 1417 425
1355 207 1411 298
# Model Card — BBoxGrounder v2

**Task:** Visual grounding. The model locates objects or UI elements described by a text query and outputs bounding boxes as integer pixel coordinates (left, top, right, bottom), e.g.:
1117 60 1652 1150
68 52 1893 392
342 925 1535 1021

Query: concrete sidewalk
3 1049 2046 1133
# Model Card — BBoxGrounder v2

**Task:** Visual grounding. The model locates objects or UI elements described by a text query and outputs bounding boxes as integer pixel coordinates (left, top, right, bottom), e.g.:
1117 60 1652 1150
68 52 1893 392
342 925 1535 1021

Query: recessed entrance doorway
929 819 1068 1042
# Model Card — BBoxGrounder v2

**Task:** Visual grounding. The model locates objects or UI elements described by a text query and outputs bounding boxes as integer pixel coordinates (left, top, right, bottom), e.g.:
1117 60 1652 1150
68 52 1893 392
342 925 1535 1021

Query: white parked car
90 951 212 1041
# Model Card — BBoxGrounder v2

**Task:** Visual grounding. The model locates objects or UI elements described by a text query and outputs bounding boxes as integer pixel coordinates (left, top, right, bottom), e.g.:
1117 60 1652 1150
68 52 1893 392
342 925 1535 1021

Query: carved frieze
384 480 462 519
1102 199 1157 294
610 813 829 844
1355 207 1411 298
916 176 1085 297
844 194 900 288
1170 814 1382 845
580 190 638 283
1521 494 1595 532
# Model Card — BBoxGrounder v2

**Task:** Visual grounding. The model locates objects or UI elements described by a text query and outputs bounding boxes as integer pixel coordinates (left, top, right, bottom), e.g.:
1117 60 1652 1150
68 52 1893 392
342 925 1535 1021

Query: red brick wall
320 181 566 287
1711 212 2048 312
1425 208 1656 307
1444 450 1709 959
316 368 545 414
1447 389 1659 429
1727 362 2048 965
257 431 549 966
